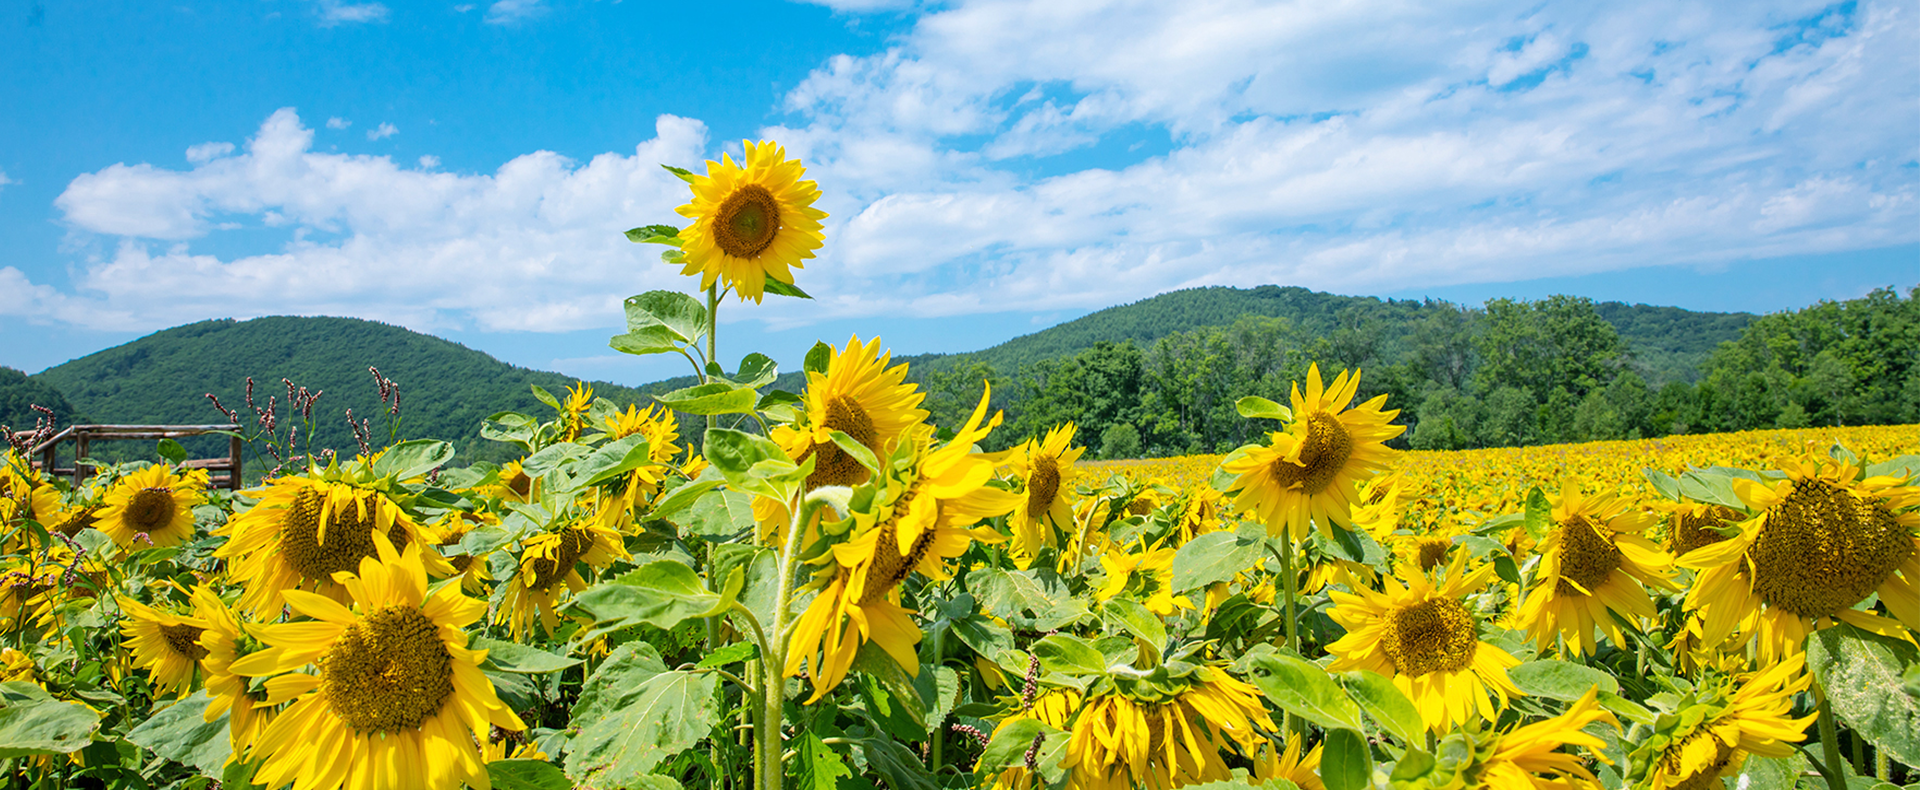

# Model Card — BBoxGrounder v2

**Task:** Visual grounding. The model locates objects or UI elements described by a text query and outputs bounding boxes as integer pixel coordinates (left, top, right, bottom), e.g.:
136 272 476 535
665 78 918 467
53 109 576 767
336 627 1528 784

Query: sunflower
117 595 209 697
603 403 681 464
1658 500 1741 559
673 139 827 303
1629 654 1814 790
96 464 209 549
1171 483 1225 546
983 687 1083 790
1094 541 1193 617
488 460 536 504
429 511 497 595
1061 666 1275 790
1252 733 1325 790
0 648 34 684
499 520 627 639
1327 553 1523 733
1002 423 1086 558
773 335 929 492
1680 449 1920 661
559 382 593 443
1464 686 1619 789
217 473 449 617
784 387 1016 701
1220 365 1403 540
1517 482 1675 656
229 541 524 790
190 584 275 765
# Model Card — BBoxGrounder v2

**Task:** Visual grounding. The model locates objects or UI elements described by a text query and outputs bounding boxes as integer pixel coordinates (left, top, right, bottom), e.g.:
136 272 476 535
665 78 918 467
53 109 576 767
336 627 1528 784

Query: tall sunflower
1517 482 1675 656
1629 654 1814 790
1221 365 1403 540
1002 423 1085 558
229 542 524 790
190 584 275 764
1326 553 1523 733
217 473 449 617
97 465 209 549
1061 666 1275 790
1464 687 1620 789
673 139 827 303
499 520 628 640
117 596 208 697
1680 450 1920 661
1093 541 1193 617
773 335 929 492
559 382 593 443
785 387 1016 702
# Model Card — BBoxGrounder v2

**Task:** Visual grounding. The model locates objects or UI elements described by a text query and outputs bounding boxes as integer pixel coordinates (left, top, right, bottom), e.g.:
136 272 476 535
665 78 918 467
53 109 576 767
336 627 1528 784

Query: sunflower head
774 336 929 491
118 595 210 697
1627 654 1814 790
1221 364 1404 540
673 139 827 303
97 464 210 550
1004 423 1087 556
216 470 448 616
1519 482 1674 656
1063 664 1275 790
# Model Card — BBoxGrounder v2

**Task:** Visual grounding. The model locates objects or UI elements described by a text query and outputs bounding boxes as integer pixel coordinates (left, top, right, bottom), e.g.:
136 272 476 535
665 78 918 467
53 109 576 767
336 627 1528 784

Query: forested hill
30 317 656 464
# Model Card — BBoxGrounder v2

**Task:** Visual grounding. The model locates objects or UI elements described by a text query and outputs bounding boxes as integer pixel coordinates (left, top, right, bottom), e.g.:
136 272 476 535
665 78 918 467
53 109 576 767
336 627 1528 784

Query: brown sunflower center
1415 537 1452 571
1380 596 1478 677
858 486 934 604
1671 506 1738 557
1268 412 1353 495
713 184 781 259
804 396 878 489
280 489 412 583
1026 454 1061 520
160 623 209 662
320 605 454 734
1553 515 1621 597
126 488 176 532
1747 480 1913 618
1659 729 1737 790
529 529 593 589
54 505 100 536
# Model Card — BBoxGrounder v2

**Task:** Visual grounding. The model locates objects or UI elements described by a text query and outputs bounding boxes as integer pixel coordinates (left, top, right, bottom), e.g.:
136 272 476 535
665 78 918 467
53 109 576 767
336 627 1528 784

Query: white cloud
326 117 352 130
0 168 12 189
366 122 398 141
313 0 389 25
418 155 441 169
185 142 234 164
484 0 542 24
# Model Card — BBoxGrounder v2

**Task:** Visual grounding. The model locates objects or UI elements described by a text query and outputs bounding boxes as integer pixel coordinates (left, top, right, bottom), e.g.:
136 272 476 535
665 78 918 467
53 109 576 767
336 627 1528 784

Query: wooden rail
11 424 244 490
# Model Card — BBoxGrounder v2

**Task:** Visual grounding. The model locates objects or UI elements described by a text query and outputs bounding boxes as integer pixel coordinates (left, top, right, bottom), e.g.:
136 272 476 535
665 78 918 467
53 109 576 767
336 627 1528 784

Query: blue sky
2 0 1915 386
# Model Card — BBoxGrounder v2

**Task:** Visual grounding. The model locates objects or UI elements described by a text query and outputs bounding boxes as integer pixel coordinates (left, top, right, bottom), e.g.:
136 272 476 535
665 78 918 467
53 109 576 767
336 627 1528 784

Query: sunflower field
2 141 1918 790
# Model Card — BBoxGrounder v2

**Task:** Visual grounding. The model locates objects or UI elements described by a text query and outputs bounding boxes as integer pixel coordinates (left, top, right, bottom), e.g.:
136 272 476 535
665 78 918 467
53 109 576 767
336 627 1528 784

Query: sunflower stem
705 285 720 431
1816 685 1848 790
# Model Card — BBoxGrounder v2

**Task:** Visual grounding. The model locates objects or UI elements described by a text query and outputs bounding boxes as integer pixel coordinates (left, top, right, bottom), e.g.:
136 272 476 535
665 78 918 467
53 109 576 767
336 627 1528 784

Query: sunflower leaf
124 691 229 779
1522 486 1552 541
655 382 759 416
473 637 583 674
369 438 455 481
1101 597 1166 649
1507 660 1619 701
564 558 737 631
0 682 102 759
790 732 852 790
1245 651 1365 732
1171 529 1264 592
566 642 719 787
624 291 707 343
1806 623 1920 767
733 353 779 388
1337 669 1423 746
1033 634 1108 677
626 222 682 242
610 325 684 357
659 164 696 183
762 278 812 299
486 759 573 790
1235 395 1292 422
1321 727 1371 790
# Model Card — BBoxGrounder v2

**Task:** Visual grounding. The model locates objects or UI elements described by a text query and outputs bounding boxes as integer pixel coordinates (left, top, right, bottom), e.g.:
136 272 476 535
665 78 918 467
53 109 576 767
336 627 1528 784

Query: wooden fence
12 424 244 490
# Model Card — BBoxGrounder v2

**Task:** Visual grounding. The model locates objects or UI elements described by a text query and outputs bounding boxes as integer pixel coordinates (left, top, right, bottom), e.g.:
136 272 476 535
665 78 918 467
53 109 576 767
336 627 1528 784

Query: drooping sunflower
1463 687 1620 789
559 382 593 443
1002 423 1086 558
190 584 275 765
429 511 497 595
487 460 536 504
117 595 209 697
673 139 827 303
1629 654 1814 790
1680 450 1920 661
1517 482 1676 656
1658 500 1741 559
1221 364 1403 540
230 541 525 790
773 335 929 491
1327 553 1523 733
498 520 628 640
1061 666 1276 790
785 387 1017 701
983 687 1084 790
1093 541 1193 617
217 473 449 617
96 465 210 549
1252 733 1325 790
1171 483 1225 545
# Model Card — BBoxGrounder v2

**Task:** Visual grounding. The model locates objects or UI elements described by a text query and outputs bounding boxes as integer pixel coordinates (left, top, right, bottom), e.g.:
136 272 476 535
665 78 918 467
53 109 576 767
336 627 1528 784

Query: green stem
762 494 809 790
1816 685 1848 790
1851 726 1865 776
706 285 720 433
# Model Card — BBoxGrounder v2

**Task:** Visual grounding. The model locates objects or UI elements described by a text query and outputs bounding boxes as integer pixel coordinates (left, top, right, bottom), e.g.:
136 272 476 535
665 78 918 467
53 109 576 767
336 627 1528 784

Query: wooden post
74 433 89 487
230 434 244 490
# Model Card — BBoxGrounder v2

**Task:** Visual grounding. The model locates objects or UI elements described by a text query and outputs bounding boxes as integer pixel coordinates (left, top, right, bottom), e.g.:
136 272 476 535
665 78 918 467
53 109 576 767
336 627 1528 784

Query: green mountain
31 316 656 466
2 366 84 435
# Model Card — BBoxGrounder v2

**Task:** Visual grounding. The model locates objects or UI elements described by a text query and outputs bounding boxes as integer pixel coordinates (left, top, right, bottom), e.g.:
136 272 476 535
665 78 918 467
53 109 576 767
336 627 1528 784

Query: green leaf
1806 624 1920 767
1321 727 1371 790
826 429 881 478
1033 634 1108 676
1675 470 1746 509
644 468 724 521
1338 669 1423 746
1642 468 1682 501
974 718 1069 784
566 642 719 787
1732 752 1811 790
704 428 806 501
530 384 561 411
761 278 812 299
626 222 682 242
482 412 537 445
1101 597 1166 648
858 735 937 790
0 681 102 758
803 341 833 375
474 637 584 674
372 439 456 480
125 690 230 778
157 438 189 465
566 558 740 631
624 290 707 343
610 325 685 357
792 732 853 790
851 643 927 733
684 488 758 541
1522 486 1552 541
660 164 696 183
1235 395 1292 422
655 382 759 416
696 640 758 669
950 614 1015 660
1246 652 1364 732
1507 660 1620 701
521 441 589 480
1171 530 1264 592
570 434 661 490
732 353 779 388
487 759 574 790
